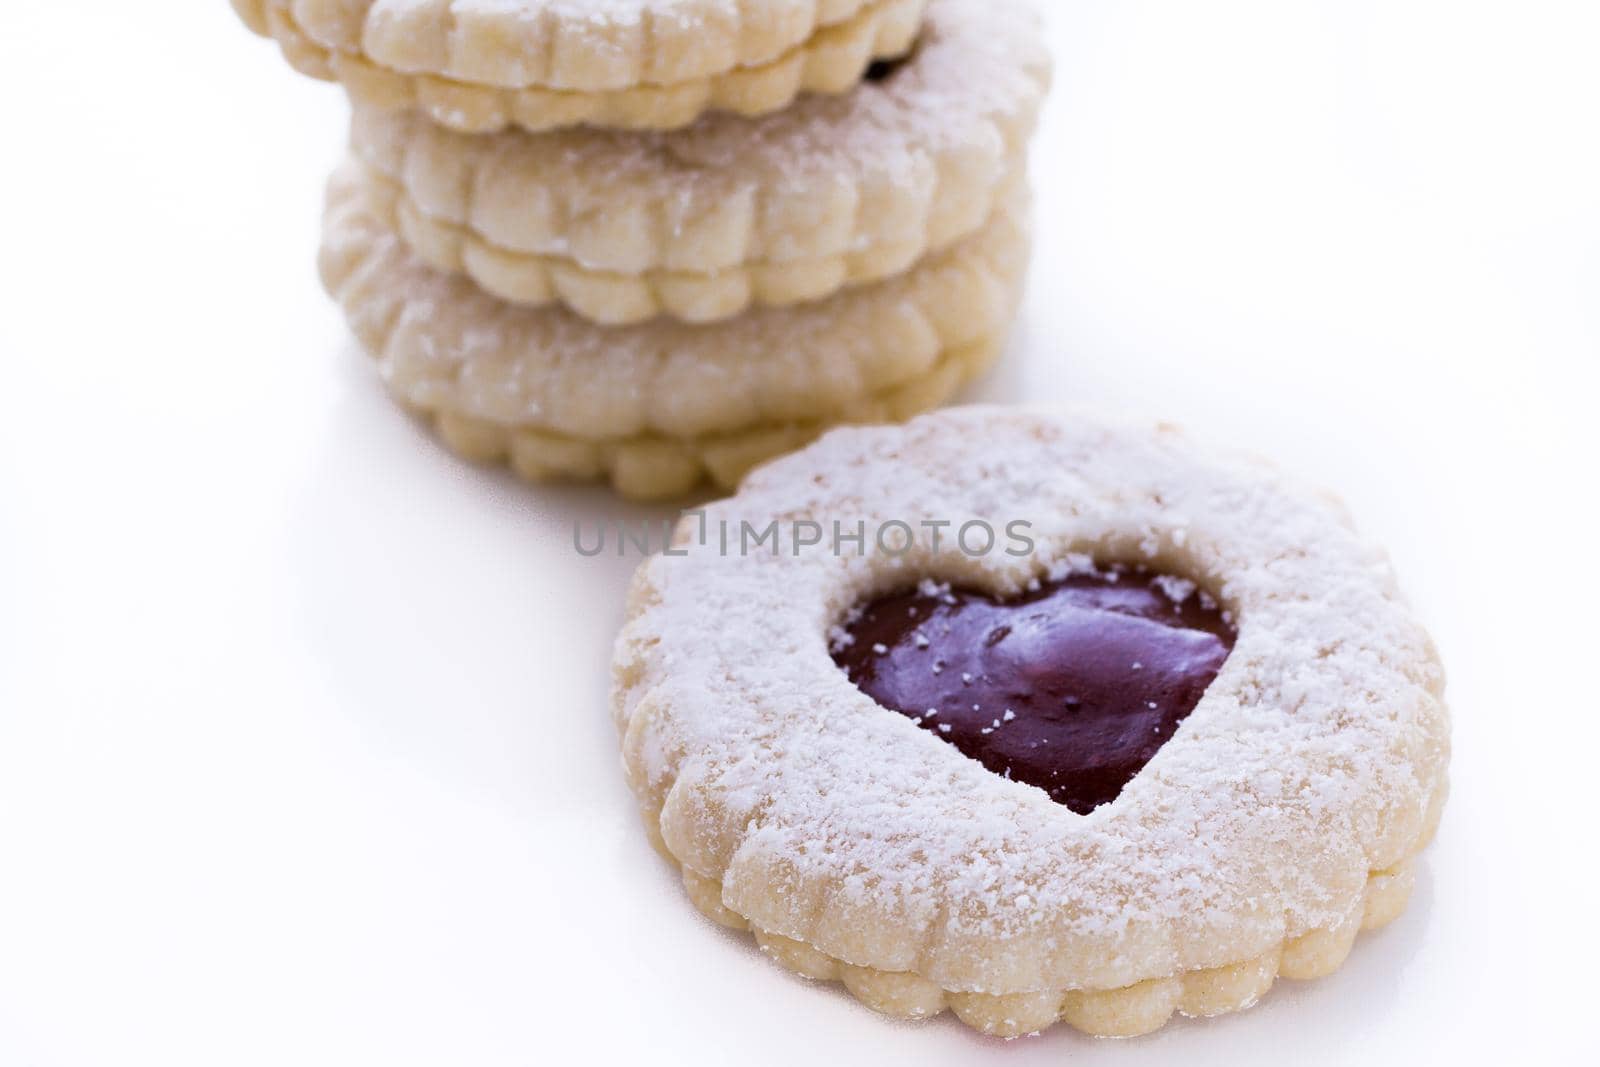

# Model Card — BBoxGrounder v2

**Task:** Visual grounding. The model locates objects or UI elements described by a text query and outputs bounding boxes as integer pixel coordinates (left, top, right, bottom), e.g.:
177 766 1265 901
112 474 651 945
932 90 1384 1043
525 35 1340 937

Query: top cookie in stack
233 0 930 132
235 0 1051 499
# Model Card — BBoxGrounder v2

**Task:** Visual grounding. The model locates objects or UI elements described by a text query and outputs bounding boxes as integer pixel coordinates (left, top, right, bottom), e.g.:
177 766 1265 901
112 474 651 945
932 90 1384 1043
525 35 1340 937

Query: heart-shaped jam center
832 566 1236 814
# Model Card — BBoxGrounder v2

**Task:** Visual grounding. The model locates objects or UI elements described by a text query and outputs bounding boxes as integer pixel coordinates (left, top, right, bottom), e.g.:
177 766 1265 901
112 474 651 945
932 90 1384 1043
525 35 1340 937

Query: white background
1 2 1595 1063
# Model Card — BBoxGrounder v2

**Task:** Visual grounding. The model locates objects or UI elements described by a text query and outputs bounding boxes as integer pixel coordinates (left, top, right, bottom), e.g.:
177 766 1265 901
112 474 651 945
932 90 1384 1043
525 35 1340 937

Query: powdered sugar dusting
352 0 1049 223
375 0 852 29
1152 573 1197 605
319 165 1031 440
612 409 1449 993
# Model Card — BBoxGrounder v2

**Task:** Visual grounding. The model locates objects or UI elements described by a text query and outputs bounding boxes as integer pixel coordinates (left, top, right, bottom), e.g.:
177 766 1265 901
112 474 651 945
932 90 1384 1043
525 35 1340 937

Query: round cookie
318 165 1031 499
345 0 1049 323
232 0 929 133
350 152 1028 326
611 409 1450 1037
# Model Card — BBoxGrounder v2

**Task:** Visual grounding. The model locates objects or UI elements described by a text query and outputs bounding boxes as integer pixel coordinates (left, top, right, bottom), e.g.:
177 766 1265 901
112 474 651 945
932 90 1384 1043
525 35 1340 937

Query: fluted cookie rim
376 335 1008 500
318 167 1030 492
234 0 929 132
345 0 1048 272
659 806 1441 1038
238 0 888 90
354 156 1029 325
610 409 1451 1022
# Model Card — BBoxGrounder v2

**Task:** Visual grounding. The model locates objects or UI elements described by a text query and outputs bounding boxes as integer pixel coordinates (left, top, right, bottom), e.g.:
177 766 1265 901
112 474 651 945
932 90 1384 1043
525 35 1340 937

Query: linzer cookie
318 166 1031 499
345 0 1049 324
231 0 928 133
611 408 1450 1037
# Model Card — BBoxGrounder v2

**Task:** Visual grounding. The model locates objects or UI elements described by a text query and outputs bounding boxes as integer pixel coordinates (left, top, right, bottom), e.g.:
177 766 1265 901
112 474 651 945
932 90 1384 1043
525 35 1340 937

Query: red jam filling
832 567 1236 814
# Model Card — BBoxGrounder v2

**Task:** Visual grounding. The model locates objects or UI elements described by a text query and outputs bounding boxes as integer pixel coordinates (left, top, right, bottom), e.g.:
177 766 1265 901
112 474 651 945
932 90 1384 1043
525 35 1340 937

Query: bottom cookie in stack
318 164 1031 500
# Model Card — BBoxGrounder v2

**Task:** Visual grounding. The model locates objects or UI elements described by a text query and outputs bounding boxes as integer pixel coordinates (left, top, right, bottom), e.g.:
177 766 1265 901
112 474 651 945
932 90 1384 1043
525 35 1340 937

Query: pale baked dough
318 166 1030 498
232 0 929 132
612 409 1450 1035
345 0 1050 281
352 154 1027 325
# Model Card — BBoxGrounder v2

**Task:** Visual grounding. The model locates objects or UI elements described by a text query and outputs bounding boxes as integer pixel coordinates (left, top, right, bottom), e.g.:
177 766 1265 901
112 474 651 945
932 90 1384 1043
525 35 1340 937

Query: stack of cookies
235 0 1051 498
